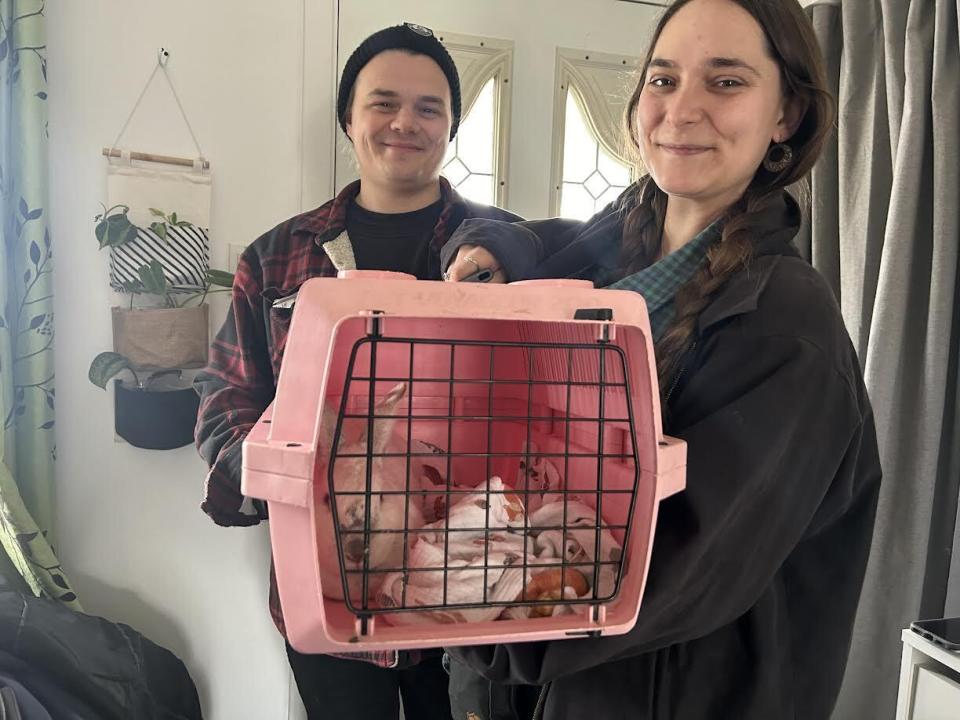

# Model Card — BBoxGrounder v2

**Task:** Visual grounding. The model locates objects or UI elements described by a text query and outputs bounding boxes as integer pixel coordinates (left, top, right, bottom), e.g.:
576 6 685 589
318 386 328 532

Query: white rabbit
315 383 425 603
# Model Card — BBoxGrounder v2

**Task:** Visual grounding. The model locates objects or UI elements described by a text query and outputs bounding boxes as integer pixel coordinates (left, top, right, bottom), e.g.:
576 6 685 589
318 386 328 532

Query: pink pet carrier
242 271 686 653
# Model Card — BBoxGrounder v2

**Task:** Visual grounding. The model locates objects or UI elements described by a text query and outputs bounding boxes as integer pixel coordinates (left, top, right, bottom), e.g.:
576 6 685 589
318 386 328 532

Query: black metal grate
327 324 642 625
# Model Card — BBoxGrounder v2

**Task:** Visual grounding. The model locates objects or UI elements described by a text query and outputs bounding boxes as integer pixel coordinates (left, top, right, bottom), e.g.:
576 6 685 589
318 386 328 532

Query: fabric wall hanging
89 49 226 450
106 163 211 292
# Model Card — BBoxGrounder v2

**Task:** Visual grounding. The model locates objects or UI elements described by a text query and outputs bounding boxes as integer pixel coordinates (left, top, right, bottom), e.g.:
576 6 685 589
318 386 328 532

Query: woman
440 1 881 718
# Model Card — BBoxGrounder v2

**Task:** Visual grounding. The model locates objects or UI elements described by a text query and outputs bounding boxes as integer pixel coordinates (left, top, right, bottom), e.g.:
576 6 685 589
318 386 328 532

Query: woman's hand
443 244 507 284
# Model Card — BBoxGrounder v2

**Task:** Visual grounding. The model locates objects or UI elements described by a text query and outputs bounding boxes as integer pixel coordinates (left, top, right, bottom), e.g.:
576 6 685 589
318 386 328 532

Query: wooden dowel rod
101 147 209 169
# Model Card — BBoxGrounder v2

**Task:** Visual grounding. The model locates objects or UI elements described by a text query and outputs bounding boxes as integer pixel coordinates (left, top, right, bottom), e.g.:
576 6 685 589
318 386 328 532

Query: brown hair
618 0 835 397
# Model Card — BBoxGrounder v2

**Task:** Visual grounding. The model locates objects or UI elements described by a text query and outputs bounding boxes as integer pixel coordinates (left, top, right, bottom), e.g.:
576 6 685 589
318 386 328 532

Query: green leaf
97 213 138 249
169 212 178 224
137 260 168 295
121 221 139 245
121 280 144 294
149 221 168 240
88 351 132 389
206 269 235 288
94 219 108 245
148 207 166 217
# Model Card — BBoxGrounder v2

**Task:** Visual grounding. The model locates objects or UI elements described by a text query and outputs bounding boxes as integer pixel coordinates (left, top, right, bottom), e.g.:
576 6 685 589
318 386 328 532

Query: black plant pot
114 379 200 450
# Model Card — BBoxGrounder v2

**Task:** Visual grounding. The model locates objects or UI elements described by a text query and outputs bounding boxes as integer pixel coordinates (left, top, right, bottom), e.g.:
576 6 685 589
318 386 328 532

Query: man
194 23 520 720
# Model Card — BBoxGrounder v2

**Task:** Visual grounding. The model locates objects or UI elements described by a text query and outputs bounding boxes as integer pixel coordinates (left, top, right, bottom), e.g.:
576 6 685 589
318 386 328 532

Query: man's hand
443 244 507 283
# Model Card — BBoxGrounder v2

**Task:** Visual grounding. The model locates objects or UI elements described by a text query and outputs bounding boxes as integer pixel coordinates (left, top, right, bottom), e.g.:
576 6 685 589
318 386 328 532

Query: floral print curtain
0 0 79 609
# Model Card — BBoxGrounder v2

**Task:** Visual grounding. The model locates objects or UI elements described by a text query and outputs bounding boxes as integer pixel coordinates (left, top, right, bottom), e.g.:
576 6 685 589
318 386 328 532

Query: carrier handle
655 435 687 501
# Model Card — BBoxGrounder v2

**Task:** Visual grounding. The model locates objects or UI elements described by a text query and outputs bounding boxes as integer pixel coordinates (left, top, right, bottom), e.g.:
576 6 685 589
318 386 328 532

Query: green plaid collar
607 221 721 341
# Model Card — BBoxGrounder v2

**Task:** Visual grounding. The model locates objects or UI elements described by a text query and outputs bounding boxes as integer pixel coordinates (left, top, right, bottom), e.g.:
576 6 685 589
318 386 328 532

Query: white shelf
896 628 960 720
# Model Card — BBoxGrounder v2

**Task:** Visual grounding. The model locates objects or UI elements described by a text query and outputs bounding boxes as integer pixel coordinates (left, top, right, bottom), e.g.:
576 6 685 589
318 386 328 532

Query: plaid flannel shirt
607 221 720 341
194 177 518 668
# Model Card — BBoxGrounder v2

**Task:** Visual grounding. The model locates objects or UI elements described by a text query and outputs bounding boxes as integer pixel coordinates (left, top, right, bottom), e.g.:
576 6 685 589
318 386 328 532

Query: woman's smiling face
634 0 795 208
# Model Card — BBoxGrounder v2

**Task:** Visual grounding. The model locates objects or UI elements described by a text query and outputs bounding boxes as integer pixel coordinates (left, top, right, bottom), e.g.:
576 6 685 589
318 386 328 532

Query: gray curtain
798 1 960 718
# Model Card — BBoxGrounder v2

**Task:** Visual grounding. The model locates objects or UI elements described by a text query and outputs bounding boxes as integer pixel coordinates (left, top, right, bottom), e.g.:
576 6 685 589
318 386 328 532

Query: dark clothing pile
0 582 201 720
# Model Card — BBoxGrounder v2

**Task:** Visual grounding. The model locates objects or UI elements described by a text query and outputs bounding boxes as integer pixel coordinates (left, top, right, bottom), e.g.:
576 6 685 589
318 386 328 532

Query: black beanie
337 23 462 141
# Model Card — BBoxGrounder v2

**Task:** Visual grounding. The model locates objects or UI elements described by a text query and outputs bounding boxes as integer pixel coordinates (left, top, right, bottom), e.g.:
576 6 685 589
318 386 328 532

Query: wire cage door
324 313 643 631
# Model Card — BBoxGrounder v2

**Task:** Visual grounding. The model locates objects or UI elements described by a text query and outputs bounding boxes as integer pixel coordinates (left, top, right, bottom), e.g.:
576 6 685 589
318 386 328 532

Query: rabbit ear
366 382 407 454
379 382 407 412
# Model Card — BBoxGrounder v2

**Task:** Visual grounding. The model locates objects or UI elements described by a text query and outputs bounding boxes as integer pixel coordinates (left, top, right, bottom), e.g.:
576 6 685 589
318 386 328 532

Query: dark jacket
444 192 882 720
0 587 202 720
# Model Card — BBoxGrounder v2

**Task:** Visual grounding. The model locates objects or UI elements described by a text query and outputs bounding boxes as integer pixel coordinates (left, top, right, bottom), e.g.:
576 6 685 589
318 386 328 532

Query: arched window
442 77 497 206
559 89 632 219
551 48 640 220
439 32 512 207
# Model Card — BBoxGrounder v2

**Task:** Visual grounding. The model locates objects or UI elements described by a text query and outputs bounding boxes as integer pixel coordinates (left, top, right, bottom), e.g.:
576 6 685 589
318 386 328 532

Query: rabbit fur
315 383 425 602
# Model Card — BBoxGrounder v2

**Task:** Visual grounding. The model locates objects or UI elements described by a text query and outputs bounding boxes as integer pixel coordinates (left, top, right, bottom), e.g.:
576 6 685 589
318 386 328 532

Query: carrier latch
573 308 613 321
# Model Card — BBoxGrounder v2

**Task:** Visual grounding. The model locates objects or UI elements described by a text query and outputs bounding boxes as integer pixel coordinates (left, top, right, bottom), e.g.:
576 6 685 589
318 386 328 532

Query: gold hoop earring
763 142 794 173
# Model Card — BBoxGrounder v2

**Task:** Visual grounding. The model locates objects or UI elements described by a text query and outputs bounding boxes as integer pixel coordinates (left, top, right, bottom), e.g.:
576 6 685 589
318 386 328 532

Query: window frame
437 31 514 208
549 47 641 217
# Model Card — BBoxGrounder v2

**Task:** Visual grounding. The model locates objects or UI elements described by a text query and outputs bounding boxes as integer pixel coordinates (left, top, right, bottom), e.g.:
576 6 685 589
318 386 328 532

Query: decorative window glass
439 32 512 207
442 77 496 206
559 89 632 220
550 48 640 220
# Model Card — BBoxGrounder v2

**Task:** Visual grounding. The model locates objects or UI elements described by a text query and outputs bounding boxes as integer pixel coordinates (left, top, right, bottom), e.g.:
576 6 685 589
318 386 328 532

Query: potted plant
90 204 234 449
88 356 203 450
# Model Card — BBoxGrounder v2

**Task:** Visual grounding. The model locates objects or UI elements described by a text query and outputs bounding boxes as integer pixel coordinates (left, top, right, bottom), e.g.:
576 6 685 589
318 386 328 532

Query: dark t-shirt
348 198 444 280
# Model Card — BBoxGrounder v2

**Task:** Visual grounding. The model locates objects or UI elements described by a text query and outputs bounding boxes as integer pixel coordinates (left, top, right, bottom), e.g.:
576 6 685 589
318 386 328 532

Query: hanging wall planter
112 304 209 370
89 205 234 451
113 376 200 450
94 51 221 451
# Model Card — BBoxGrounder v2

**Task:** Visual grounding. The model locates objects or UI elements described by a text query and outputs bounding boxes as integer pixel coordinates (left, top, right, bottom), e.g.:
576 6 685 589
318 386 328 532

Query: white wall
48 1 333 717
